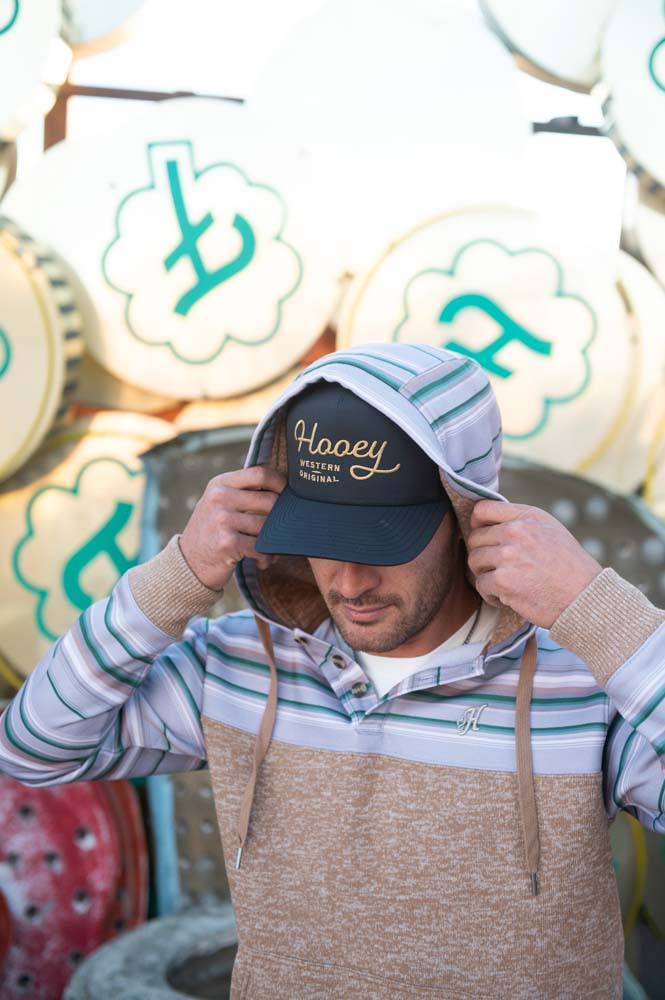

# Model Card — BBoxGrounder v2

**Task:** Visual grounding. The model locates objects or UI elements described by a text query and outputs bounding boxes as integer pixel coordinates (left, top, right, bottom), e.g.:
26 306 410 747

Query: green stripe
612 728 638 807
653 777 665 831
413 689 608 708
630 680 665 729
431 383 492 430
300 357 401 390
207 672 347 719
208 642 334 695
93 717 124 780
18 683 98 752
3 707 81 765
181 639 206 678
79 611 141 687
104 594 152 665
408 360 473 402
146 749 168 776
452 430 502 475
501 644 565 660
46 667 88 721
385 707 606 735
306 349 417 378
163 655 202 720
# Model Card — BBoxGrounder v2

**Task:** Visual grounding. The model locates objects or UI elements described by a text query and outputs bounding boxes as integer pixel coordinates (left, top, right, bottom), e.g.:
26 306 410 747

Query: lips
342 604 391 622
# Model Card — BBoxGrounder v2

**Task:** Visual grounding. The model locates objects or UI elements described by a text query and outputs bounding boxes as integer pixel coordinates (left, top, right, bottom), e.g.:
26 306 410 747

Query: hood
232 344 541 895
236 342 528 650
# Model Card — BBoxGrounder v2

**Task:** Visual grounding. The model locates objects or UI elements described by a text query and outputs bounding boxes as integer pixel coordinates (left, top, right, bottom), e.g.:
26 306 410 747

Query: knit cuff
550 567 665 687
127 535 222 638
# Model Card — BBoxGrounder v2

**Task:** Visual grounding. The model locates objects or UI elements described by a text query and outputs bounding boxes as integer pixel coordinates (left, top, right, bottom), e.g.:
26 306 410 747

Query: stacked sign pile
1 0 665 991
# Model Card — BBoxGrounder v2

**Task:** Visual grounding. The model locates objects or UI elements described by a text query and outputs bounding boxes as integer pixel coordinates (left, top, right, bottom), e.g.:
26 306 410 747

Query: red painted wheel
100 781 149 936
0 887 11 974
0 775 121 999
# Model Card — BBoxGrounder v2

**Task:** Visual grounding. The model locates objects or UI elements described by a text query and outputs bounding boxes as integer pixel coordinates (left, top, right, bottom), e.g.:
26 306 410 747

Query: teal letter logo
102 140 303 365
163 155 256 316
12 458 142 641
0 0 19 34
61 501 137 612
0 328 10 378
393 239 596 440
439 294 552 378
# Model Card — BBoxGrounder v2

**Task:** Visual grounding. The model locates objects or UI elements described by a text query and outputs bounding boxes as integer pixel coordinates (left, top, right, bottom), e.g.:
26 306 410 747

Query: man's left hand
467 500 603 629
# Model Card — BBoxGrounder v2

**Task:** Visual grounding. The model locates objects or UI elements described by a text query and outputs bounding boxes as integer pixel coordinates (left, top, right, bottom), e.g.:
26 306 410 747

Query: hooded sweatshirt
1 344 664 1000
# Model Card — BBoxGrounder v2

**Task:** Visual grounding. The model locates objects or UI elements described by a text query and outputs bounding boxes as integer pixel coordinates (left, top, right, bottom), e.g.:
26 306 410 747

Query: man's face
307 512 461 653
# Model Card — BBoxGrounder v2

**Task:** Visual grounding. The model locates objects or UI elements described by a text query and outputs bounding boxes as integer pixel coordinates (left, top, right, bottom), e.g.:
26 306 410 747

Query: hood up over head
232 344 540 893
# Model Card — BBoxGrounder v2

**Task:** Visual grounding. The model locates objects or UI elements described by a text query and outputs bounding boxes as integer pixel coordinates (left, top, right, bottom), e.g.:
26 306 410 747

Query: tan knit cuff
127 535 222 638
550 567 665 687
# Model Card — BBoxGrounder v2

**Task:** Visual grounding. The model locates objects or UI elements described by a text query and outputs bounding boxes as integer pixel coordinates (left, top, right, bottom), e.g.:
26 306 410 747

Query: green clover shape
392 238 597 441
101 139 303 365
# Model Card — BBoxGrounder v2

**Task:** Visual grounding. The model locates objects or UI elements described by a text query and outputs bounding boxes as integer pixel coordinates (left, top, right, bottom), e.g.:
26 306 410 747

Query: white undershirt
335 601 499 698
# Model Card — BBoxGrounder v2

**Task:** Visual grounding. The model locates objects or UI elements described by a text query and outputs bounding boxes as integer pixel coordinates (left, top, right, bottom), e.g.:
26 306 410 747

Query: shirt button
294 635 308 646
332 654 346 668
351 682 368 696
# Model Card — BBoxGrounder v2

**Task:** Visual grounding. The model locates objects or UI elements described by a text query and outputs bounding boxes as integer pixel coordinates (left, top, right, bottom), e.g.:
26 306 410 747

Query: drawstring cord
236 619 541 897
515 633 540 895
234 615 280 869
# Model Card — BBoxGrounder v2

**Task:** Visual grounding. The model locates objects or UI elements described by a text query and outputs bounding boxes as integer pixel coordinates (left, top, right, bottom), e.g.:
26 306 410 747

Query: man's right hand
179 465 286 591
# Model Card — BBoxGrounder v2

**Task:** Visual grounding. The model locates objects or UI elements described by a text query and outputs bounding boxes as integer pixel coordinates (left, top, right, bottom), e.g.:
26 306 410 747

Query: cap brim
255 486 450 566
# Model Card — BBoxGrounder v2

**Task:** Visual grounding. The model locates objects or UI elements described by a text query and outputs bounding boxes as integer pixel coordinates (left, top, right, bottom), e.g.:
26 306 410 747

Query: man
1 343 663 999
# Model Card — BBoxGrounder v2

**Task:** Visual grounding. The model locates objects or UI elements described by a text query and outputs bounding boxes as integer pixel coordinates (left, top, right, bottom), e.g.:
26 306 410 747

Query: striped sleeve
550 568 665 833
0 573 209 785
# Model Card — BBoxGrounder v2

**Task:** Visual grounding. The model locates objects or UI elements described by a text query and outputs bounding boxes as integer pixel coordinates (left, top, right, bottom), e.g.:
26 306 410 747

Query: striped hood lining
231 345 541 895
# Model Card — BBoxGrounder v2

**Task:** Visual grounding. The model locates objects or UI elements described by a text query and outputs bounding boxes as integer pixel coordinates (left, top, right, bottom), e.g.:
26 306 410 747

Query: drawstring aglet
235 846 243 869
530 871 539 897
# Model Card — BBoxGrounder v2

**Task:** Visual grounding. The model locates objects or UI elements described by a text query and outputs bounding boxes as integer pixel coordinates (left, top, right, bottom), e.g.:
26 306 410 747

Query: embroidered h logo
456 704 488 735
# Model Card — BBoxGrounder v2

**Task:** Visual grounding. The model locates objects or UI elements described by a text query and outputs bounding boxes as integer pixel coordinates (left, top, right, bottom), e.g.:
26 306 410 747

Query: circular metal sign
601 0 665 212
0 0 66 140
340 206 637 477
481 0 615 91
0 217 83 484
3 98 346 399
61 0 146 53
0 411 173 678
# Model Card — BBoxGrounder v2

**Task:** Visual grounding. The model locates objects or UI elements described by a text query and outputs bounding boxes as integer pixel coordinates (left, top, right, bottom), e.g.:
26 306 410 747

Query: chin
333 616 400 653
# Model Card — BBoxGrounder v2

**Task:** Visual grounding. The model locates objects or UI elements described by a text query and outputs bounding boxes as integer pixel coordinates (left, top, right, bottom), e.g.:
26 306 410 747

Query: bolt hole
16 973 33 990
24 904 40 922
6 851 20 867
73 827 96 850
72 889 91 914
69 950 84 966
114 918 125 932
17 804 34 820
43 850 60 869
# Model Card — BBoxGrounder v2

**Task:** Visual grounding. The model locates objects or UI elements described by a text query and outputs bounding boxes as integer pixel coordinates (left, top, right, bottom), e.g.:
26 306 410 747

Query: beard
325 560 453 654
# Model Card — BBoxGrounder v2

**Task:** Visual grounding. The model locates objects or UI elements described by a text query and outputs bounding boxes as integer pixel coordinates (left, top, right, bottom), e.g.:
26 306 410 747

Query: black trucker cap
255 381 451 565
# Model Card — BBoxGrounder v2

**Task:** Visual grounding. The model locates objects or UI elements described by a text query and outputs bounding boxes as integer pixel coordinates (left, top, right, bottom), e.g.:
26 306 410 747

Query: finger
466 523 508 551
213 465 286 494
473 569 501 607
467 544 503 574
224 511 269 538
470 499 531 529
215 486 282 516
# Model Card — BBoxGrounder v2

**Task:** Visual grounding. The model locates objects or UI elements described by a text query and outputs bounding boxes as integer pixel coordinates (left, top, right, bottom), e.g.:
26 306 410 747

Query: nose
335 561 381 601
